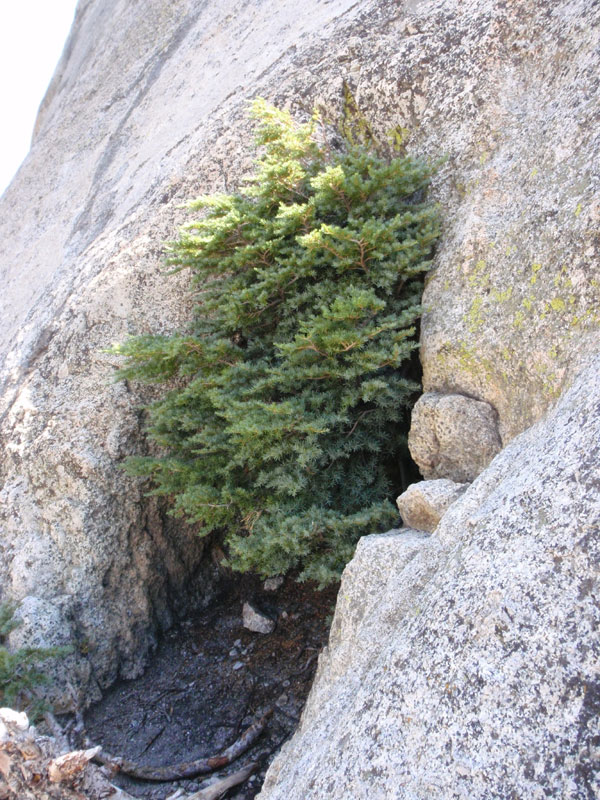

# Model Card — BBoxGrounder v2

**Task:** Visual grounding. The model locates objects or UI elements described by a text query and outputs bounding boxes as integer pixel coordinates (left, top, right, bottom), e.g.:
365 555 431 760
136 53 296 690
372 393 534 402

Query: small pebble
281 611 289 620
233 661 245 671
282 679 291 688
263 576 284 592
229 648 238 657
234 639 242 648
243 601 276 634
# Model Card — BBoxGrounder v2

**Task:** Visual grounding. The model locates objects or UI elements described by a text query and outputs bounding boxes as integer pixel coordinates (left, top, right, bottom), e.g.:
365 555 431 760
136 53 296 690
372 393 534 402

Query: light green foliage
0 603 71 718
115 99 439 585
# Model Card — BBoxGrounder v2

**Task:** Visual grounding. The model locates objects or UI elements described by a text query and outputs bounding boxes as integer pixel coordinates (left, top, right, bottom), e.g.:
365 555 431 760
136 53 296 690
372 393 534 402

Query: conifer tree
0 603 71 718
115 100 440 585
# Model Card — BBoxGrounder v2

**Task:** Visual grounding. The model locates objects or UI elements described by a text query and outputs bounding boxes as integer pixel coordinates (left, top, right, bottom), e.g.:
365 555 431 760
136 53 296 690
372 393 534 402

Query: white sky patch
0 0 79 197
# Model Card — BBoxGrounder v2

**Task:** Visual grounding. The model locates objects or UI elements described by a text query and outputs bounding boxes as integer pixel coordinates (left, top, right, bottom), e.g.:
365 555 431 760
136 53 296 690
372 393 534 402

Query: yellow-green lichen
430 231 599 429
468 259 490 289
530 262 543 285
512 310 525 329
548 297 566 312
465 296 485 332
492 286 513 303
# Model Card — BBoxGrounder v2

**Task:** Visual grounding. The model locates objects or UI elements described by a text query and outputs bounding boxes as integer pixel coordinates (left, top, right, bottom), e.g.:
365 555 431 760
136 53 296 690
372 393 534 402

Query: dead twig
290 652 317 676
42 711 71 753
136 724 166 757
187 760 258 799
92 708 272 782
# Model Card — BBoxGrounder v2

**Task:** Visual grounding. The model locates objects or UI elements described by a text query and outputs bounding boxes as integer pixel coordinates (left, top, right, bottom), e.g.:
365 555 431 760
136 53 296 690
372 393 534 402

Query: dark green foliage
115 100 440 585
0 602 71 718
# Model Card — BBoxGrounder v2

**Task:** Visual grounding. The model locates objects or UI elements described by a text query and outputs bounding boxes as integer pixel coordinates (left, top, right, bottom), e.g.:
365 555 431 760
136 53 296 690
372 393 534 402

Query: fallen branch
93 708 272 782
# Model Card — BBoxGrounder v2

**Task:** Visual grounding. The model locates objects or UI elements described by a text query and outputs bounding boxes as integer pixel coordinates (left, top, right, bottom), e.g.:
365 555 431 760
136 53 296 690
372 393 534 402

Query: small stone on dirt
263 576 285 592
243 601 276 634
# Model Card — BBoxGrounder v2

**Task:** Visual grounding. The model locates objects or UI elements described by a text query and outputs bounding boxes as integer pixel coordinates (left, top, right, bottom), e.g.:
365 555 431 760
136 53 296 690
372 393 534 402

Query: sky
0 0 79 197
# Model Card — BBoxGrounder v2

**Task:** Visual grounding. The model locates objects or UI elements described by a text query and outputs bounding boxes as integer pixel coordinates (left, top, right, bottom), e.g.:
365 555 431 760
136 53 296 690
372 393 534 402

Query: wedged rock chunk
397 478 467 533
409 392 502 482
243 602 276 635
258 354 600 800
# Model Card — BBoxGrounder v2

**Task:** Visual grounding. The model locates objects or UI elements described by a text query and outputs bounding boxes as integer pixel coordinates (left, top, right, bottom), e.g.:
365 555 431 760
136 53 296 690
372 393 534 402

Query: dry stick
93 708 272 782
187 760 258 800
42 711 71 753
136 724 166 757
290 652 317 677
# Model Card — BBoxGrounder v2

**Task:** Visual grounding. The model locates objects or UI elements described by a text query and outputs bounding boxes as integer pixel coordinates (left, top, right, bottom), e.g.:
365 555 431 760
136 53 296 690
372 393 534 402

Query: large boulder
259 352 600 800
0 0 598 704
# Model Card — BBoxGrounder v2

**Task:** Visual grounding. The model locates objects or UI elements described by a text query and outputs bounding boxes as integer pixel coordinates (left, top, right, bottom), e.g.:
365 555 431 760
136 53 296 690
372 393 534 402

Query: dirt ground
84 574 338 799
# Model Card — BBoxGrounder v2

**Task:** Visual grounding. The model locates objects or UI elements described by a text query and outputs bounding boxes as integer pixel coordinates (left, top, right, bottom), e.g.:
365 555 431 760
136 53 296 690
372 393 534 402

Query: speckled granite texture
260 353 600 799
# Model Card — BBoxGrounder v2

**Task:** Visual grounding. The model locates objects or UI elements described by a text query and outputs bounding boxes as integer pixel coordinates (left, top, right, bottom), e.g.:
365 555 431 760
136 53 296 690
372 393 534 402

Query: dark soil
84 575 338 799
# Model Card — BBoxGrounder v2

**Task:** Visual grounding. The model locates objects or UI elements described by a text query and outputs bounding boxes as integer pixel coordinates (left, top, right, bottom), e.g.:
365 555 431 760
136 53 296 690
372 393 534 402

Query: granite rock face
0 0 598 704
259 354 600 800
